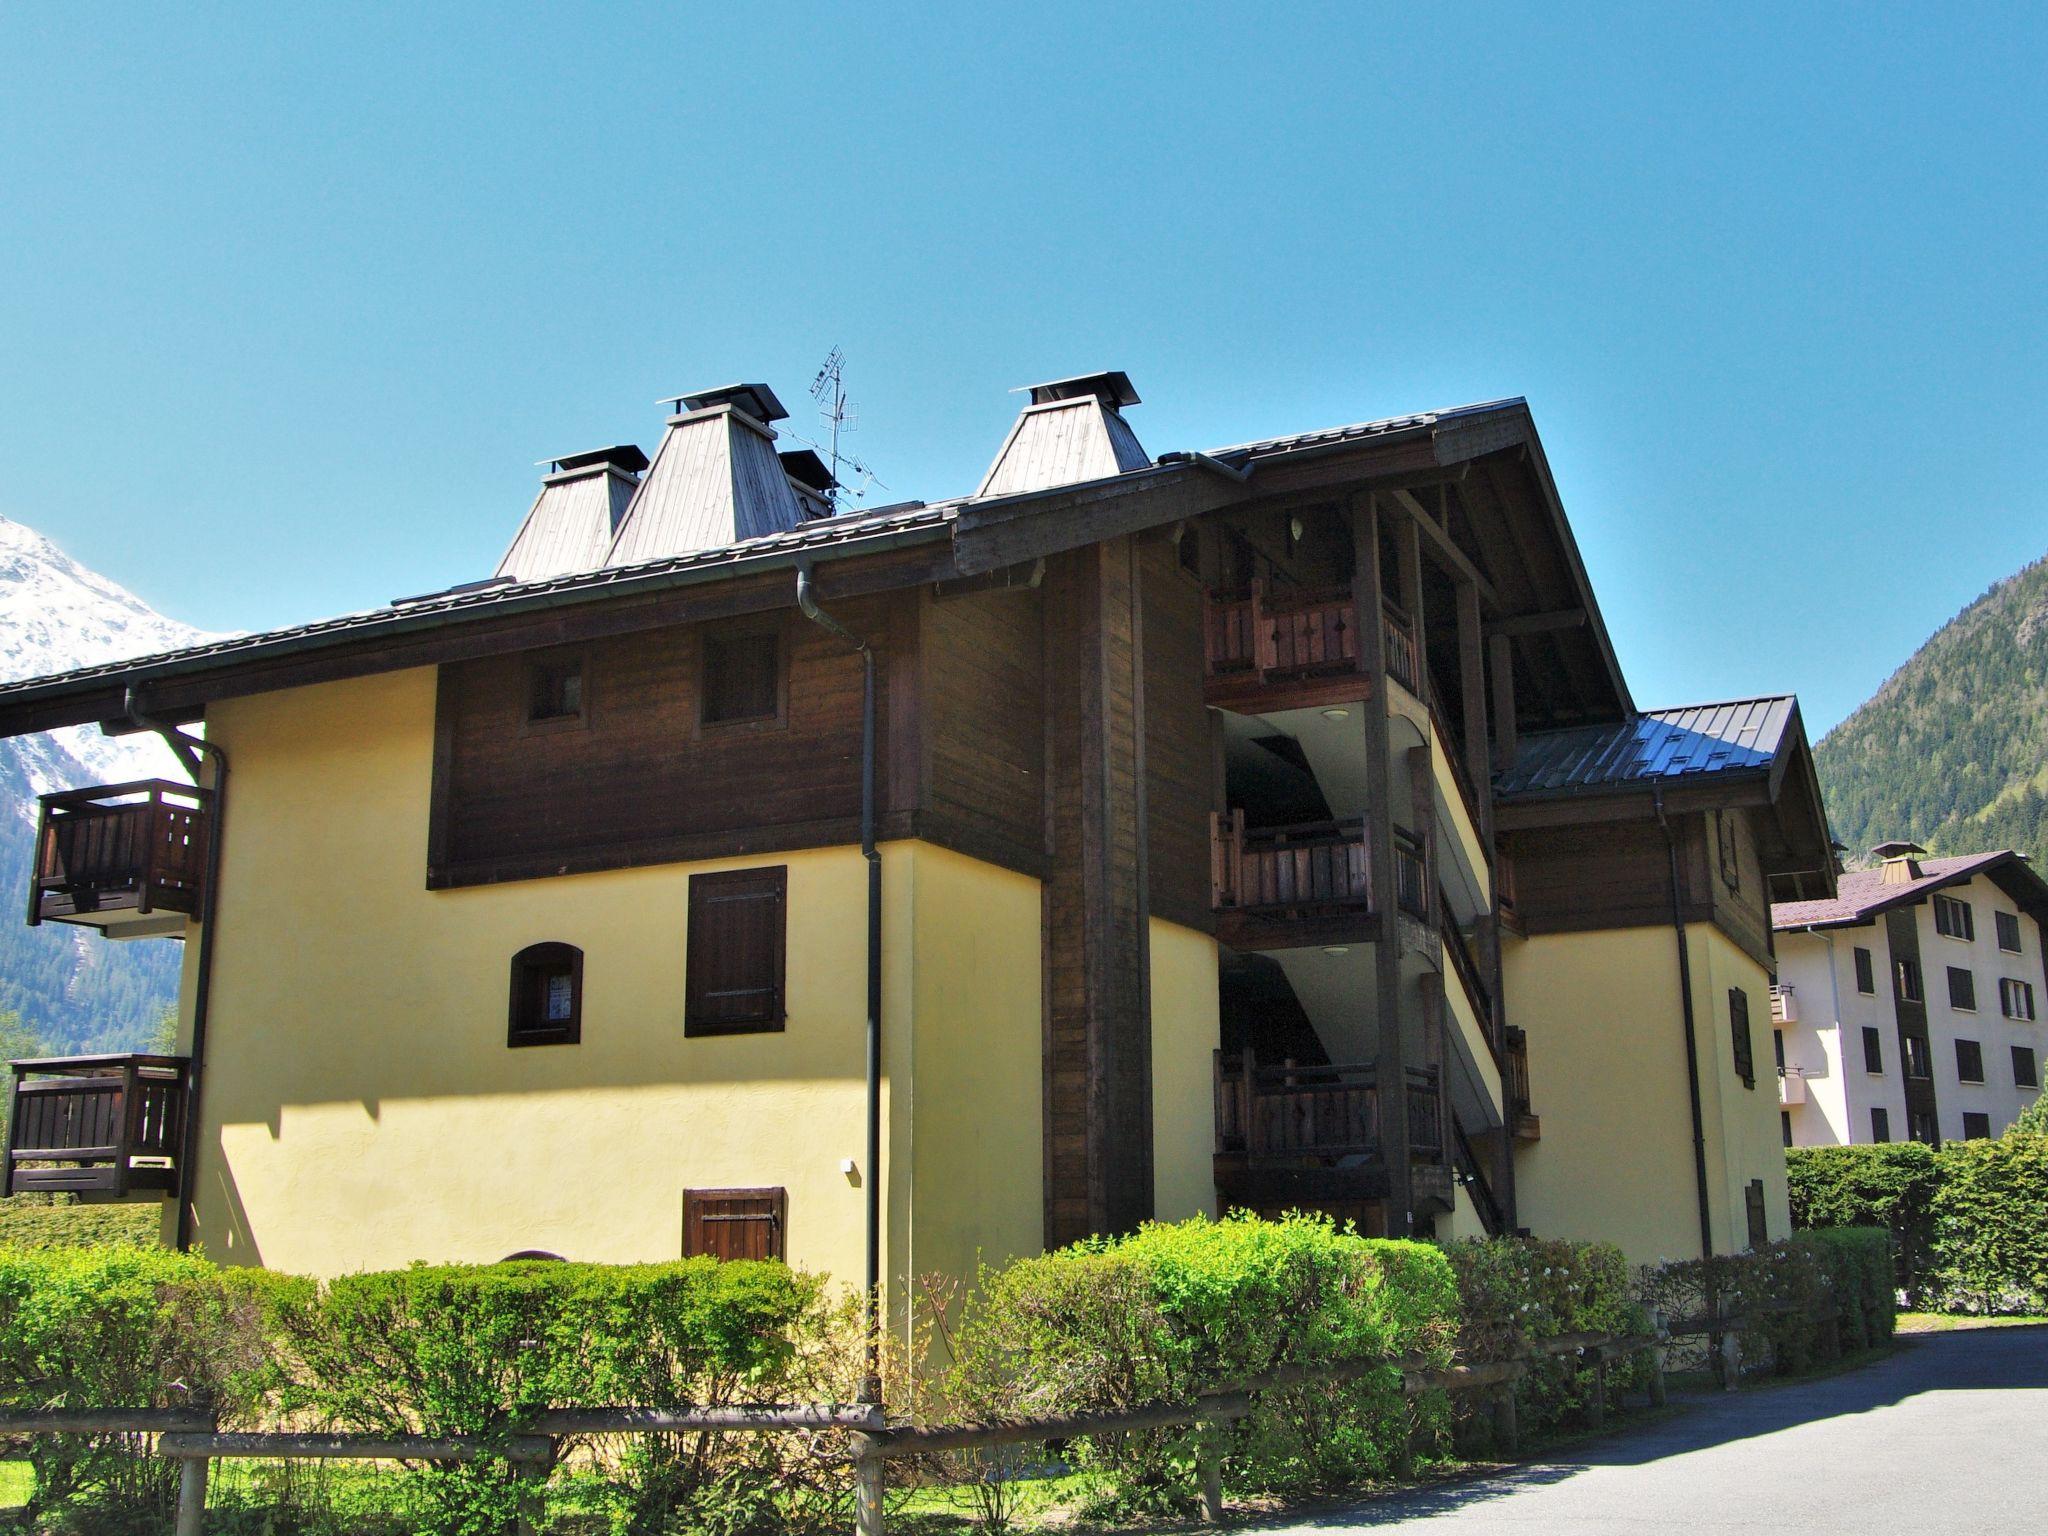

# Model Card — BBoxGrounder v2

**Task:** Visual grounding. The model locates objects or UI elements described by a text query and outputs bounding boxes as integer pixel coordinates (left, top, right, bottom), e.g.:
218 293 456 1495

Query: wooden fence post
1587 1351 1607 1428
173 1454 208 1536
852 1433 886 1536
1199 1418 1225 1524
1718 1328 1741 1392
1490 1385 1519 1455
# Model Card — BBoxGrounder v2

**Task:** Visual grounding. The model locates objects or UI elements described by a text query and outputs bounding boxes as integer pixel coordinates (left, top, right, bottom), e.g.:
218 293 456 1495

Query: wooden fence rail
0 1335 1668 1536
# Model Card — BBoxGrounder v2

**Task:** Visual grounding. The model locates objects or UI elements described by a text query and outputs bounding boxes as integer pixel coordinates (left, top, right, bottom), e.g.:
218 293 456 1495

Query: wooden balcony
1505 1026 1540 1140
1380 599 1421 697
1203 581 1369 713
29 781 209 939
1211 812 1373 948
5 1055 190 1200
1213 1050 1450 1210
1439 902 1502 1060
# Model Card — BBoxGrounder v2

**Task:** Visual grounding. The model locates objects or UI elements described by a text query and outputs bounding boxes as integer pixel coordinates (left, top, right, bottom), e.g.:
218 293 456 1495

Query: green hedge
1443 1237 1646 1438
0 1196 162 1251
941 1214 1458 1508
1637 1228 1895 1376
1790 1135 2048 1311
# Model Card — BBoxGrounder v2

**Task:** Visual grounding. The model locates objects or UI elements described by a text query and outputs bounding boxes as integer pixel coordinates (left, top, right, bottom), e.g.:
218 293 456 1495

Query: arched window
509 942 582 1047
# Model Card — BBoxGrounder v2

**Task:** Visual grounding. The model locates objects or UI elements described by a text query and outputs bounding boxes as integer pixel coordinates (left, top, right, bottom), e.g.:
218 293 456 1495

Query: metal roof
1495 696 1797 800
1774 851 2046 930
1210 397 1523 463
1026 370 1140 408
0 501 957 707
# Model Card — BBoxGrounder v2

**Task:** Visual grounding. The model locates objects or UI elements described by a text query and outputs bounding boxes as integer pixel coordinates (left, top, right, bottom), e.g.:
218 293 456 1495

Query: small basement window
509 942 583 1047
684 1187 786 1261
528 655 586 724
701 629 783 727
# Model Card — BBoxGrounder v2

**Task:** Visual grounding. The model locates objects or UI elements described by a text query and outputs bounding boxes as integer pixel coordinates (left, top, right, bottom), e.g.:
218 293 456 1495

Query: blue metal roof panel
1495 696 1796 800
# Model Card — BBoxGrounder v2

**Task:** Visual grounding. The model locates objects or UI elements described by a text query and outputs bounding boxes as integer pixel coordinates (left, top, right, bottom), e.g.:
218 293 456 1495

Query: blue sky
1 3 2041 736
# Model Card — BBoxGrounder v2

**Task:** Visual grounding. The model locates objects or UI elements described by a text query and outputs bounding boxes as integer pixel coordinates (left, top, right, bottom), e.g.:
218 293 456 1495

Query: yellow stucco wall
1150 918 1220 1223
176 666 1045 1291
1506 924 1789 1266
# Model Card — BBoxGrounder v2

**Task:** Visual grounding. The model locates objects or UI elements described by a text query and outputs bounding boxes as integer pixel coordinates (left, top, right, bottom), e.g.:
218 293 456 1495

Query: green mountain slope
1817 555 2048 862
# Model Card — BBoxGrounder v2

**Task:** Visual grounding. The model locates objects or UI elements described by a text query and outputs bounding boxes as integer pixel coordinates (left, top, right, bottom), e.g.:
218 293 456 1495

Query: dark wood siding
919 583 1045 875
1140 533 1215 933
430 594 910 887
683 1188 786 1261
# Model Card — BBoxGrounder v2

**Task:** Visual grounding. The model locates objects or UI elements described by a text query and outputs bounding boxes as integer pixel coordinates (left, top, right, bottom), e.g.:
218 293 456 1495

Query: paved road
1242 1325 2048 1533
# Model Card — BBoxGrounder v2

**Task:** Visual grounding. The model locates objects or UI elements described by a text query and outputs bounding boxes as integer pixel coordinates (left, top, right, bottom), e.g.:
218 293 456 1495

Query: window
1997 911 2023 954
685 866 788 1036
1904 1034 1932 1080
1870 1106 1891 1143
1947 966 1977 1012
2013 1045 2038 1089
700 629 783 727
1730 989 1755 1089
1961 1111 1991 1141
1956 1038 1984 1083
1773 1029 1787 1074
1862 1025 1884 1074
527 655 586 726
1853 946 1876 995
1744 1179 1768 1250
1909 1109 1937 1144
508 942 582 1047
1934 893 1975 941
2000 977 2037 1021
1895 958 1923 1003
1780 1110 1793 1148
684 1188 786 1261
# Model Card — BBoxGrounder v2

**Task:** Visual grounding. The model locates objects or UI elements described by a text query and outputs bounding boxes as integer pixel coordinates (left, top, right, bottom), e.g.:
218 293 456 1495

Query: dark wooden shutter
1730 989 1754 1088
1853 947 1875 995
684 1188 786 1261
1947 966 1976 1012
1955 1038 1983 1083
1744 1179 1768 1249
685 867 787 1035
701 631 783 725
1861 1026 1883 1073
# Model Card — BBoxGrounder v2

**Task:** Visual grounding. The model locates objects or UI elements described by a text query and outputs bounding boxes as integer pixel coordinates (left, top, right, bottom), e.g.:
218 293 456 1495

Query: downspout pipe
125 686 227 1254
794 567 883 1402
1654 784 1716 1260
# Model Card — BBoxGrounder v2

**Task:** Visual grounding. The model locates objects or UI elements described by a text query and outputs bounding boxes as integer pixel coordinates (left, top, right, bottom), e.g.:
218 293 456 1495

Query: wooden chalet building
0 373 1835 1293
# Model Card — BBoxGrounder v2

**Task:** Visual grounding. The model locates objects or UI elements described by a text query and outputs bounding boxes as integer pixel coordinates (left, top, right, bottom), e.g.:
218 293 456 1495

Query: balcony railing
1211 812 1373 914
1381 600 1420 696
4 1055 190 1199
1439 902 1500 1053
1505 1026 1539 1138
1203 581 1360 690
1214 1051 1446 1165
29 781 209 936
1393 829 1429 921
1770 984 1797 1024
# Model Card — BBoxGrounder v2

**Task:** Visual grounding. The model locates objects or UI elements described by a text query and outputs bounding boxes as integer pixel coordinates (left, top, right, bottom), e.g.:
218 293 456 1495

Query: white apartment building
1772 843 2048 1147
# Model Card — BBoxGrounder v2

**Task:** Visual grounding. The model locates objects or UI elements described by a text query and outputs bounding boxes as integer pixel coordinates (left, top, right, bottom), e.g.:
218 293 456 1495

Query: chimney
606 383 807 564
1870 840 1927 883
494 444 648 583
779 448 839 520
975 370 1150 498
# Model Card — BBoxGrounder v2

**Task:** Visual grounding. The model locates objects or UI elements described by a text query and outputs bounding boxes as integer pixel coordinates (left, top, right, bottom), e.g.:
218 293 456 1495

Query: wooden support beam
1388 487 1500 609
1352 493 1412 1234
1486 607 1588 639
1456 579 1491 828
1488 632 1518 774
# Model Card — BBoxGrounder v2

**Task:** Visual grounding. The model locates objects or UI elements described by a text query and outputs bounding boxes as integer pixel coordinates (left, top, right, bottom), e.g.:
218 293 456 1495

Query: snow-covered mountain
0 515 230 1052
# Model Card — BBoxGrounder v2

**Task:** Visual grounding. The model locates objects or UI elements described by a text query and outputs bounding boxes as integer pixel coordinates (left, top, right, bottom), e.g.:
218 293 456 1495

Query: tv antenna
807 347 883 509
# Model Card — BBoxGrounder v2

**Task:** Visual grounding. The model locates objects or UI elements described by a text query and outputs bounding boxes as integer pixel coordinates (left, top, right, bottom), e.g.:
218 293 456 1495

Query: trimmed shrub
272 1258 851 1535
1443 1237 1646 1437
942 1214 1458 1507
1796 1227 1895 1350
1786 1144 1938 1299
0 1244 304 1527
1930 1135 2048 1313
1638 1229 1894 1378
0 1196 162 1251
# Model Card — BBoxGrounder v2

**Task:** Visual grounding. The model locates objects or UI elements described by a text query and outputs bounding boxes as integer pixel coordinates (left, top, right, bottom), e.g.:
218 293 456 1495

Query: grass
1897 1311 2048 1333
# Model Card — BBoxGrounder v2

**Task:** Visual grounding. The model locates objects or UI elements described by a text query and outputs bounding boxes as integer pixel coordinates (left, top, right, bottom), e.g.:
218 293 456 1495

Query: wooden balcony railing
29 781 209 933
1505 1026 1539 1139
1393 829 1429 921
4 1055 190 1199
1214 1051 1447 1165
1381 600 1420 696
1211 812 1373 914
1439 902 1499 1051
1203 581 1360 689
1496 846 1519 923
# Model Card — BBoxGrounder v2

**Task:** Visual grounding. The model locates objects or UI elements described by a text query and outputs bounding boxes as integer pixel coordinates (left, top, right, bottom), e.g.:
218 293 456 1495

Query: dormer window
509 942 583 1047
528 656 586 727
